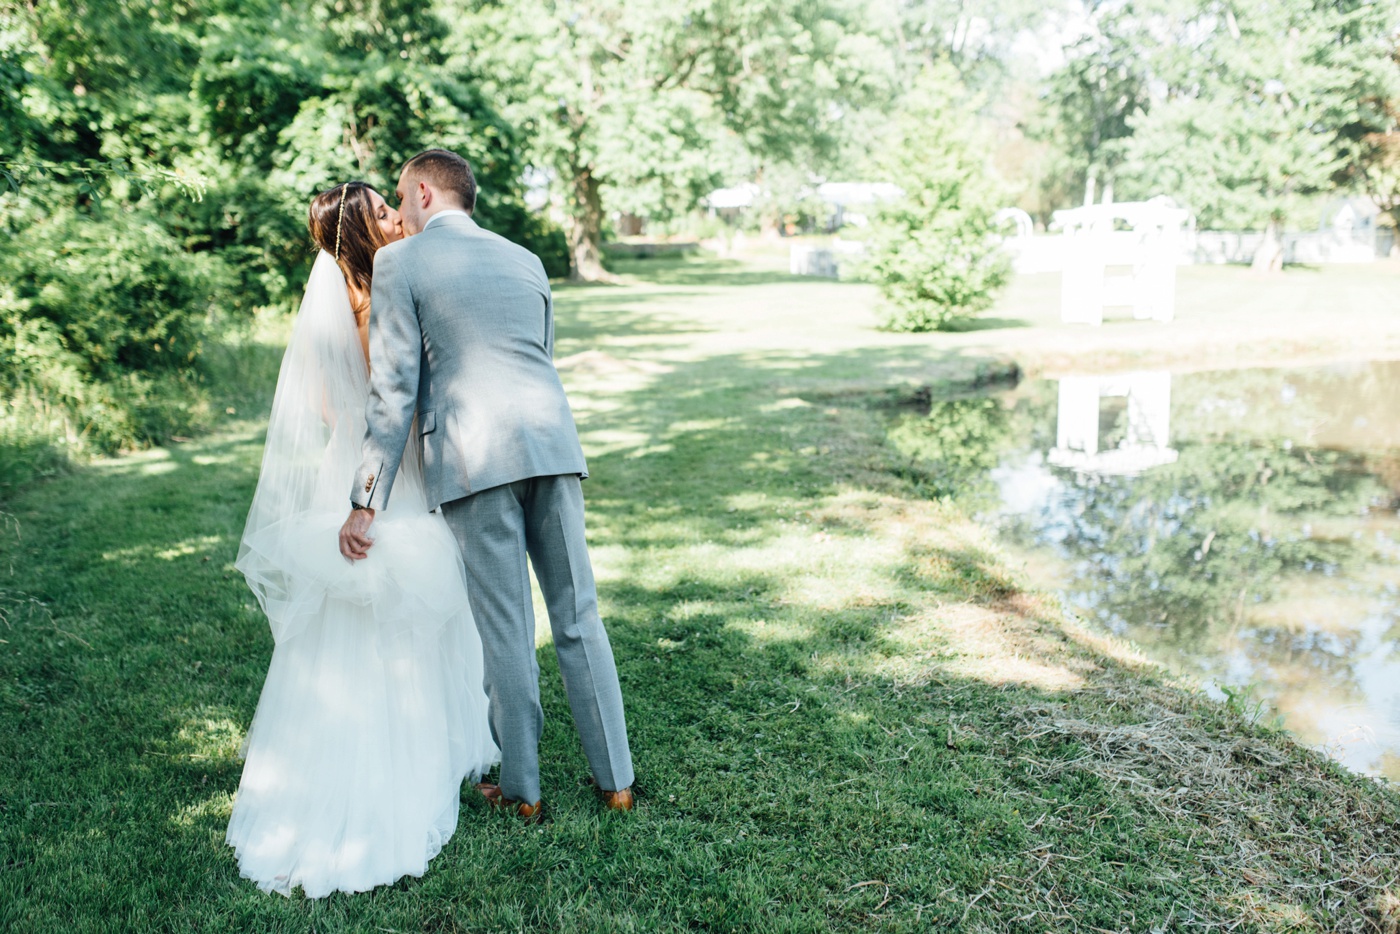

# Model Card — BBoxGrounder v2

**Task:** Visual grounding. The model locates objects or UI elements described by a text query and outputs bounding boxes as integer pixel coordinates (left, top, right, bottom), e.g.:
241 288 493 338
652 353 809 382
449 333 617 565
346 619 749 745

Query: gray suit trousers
441 475 633 804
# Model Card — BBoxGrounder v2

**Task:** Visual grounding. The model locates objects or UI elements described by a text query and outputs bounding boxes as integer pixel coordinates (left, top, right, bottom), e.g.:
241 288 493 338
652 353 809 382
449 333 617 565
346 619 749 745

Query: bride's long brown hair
308 181 389 307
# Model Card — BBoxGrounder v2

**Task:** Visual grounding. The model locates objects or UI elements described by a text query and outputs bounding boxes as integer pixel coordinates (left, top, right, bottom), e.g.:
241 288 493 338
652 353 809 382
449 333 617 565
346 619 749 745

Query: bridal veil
227 251 497 897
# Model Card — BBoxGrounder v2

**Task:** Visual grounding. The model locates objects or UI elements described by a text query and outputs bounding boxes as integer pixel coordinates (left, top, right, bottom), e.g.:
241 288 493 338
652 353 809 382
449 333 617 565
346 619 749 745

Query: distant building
701 181 902 231
813 182 902 229
702 183 762 221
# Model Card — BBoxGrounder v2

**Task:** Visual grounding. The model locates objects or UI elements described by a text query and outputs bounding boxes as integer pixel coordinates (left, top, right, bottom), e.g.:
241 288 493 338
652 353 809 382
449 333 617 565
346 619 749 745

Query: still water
891 360 1400 779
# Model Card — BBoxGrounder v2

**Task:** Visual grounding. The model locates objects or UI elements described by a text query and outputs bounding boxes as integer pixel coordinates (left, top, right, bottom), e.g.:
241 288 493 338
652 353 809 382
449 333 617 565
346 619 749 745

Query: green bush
190 35 570 304
864 67 1012 332
522 213 572 280
0 317 74 492
0 207 228 473
0 0 569 498
5 207 231 380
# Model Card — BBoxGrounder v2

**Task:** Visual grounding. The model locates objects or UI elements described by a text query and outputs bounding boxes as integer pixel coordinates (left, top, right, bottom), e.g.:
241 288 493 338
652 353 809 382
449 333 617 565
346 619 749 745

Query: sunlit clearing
175 711 245 761
156 536 223 561
102 535 224 563
934 602 1088 691
759 397 811 413
170 792 234 827
725 618 815 645
578 428 652 457
625 443 674 459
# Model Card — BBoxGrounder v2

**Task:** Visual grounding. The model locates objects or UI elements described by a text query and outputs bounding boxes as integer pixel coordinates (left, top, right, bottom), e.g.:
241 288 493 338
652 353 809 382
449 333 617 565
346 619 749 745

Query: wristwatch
350 501 372 511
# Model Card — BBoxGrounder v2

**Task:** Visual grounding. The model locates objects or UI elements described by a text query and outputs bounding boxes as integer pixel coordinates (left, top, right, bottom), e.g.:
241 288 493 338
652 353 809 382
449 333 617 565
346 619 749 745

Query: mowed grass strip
3 255 1400 933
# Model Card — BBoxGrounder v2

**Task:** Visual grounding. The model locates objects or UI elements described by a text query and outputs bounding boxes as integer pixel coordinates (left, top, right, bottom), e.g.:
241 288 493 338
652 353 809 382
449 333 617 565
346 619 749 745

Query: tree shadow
5 270 1400 932
557 336 1009 552
553 290 714 343
601 254 826 289
937 315 1033 333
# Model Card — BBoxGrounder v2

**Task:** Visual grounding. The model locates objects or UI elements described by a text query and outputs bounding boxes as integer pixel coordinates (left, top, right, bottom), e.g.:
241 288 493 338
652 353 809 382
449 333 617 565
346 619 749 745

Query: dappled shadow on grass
578 525 1400 930
937 315 1033 333
5 472 1399 931
549 293 1400 928
603 254 809 289
565 339 1007 554
6 274 1400 931
553 288 714 344
0 329 285 505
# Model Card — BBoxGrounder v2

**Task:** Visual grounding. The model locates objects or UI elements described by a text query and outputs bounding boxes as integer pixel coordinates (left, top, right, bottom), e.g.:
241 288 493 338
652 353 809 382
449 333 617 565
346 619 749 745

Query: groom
337 148 634 820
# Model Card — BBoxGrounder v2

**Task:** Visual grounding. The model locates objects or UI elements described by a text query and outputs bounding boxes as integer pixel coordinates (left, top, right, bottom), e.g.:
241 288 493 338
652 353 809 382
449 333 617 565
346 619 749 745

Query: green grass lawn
4 255 1400 932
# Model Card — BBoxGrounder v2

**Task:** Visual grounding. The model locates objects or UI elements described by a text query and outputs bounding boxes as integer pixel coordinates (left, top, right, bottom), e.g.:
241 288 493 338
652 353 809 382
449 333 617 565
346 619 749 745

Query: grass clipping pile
1006 678 1400 930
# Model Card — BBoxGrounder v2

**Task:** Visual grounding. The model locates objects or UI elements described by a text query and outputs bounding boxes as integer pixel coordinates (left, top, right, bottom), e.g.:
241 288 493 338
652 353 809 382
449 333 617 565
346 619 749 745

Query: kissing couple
226 149 635 897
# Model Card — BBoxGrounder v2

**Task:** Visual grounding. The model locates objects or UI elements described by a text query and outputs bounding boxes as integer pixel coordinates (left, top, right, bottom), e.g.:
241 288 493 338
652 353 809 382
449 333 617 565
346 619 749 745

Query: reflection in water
1049 372 1177 475
893 360 1400 780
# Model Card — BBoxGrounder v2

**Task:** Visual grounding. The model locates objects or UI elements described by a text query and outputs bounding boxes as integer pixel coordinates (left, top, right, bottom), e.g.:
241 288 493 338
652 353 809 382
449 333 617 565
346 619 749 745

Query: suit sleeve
351 248 420 510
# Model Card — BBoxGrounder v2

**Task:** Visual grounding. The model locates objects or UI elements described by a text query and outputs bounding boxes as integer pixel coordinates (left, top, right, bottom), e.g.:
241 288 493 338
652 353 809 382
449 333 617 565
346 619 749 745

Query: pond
890 359 1400 780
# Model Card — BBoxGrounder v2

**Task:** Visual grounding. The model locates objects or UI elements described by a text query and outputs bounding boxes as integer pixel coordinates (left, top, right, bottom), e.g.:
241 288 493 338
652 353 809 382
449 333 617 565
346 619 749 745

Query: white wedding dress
226 251 498 897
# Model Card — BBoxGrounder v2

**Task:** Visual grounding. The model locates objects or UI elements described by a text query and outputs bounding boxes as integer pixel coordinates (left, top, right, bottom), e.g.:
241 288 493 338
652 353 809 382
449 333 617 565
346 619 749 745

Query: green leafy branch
0 160 207 201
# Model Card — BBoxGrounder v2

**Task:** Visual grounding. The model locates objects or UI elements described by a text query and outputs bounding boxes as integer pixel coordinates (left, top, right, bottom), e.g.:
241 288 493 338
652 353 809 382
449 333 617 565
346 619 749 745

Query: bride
226 181 498 897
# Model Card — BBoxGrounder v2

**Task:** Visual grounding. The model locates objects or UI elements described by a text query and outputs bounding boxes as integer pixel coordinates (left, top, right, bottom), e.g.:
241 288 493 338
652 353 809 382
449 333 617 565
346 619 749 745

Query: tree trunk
1251 218 1285 274
568 165 610 283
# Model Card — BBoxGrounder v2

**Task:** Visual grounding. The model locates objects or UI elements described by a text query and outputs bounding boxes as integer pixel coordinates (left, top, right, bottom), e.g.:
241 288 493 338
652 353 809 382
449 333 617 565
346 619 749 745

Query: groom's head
396 149 477 235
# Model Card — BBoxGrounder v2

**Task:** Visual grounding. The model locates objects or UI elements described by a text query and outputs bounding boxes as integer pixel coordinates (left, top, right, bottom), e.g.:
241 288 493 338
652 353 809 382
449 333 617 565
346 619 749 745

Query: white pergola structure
790 245 838 277
1053 199 1190 325
993 207 1034 240
1047 372 1178 476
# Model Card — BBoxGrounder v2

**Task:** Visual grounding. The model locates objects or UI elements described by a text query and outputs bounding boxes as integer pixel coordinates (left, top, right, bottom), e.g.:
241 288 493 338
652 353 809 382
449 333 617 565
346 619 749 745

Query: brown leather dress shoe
600 787 634 811
476 782 545 824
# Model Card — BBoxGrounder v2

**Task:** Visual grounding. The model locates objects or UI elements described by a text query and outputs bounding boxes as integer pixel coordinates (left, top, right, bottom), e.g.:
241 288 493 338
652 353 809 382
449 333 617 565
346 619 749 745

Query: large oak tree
448 0 879 280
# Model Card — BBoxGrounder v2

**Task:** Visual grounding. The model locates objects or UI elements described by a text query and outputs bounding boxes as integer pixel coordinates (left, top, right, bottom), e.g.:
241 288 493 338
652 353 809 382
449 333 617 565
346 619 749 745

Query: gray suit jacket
351 214 587 512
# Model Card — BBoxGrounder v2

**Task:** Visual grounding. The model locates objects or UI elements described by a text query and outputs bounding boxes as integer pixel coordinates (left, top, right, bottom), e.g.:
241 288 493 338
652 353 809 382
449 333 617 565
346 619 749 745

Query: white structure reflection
1048 371 1178 475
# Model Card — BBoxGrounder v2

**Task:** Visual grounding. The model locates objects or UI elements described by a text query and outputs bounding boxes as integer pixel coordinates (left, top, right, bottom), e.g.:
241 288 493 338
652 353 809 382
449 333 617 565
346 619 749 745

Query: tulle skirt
226 508 498 898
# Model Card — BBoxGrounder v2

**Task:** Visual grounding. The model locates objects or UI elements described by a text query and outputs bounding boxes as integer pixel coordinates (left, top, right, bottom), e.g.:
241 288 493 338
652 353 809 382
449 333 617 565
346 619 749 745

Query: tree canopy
1037 0 1400 268
450 0 888 279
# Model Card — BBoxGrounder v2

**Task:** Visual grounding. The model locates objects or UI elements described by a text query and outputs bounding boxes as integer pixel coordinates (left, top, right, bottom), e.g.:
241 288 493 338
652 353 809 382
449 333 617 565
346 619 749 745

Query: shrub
864 67 1012 332
5 207 231 380
0 206 230 474
0 293 74 490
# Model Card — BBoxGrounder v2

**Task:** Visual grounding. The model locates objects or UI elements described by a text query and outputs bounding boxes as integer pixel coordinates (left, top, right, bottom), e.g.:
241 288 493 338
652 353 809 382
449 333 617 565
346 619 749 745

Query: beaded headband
333 183 349 259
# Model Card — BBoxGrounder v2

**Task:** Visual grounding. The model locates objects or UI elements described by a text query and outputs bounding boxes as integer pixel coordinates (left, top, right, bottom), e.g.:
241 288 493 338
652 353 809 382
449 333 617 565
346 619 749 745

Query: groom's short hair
403 149 477 214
